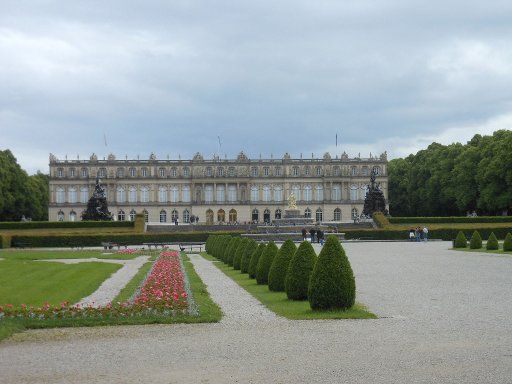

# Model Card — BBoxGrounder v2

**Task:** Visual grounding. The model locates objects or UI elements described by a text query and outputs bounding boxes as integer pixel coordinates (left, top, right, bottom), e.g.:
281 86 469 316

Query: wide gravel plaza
1 241 511 383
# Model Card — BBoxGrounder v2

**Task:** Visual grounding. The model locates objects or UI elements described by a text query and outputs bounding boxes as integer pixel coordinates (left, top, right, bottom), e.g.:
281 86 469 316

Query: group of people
301 227 325 245
409 226 429 242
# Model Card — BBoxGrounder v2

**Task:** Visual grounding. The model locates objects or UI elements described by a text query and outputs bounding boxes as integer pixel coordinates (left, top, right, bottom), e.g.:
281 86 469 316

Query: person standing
301 228 307 241
318 229 324 245
309 228 316 243
415 227 421 242
422 226 428 242
409 228 415 241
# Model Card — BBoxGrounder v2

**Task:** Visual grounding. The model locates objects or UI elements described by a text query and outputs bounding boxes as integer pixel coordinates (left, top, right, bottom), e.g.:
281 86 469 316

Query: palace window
252 209 259 222
206 167 212 177
57 168 63 178
160 210 167 223
117 168 125 178
206 209 214 225
251 167 258 177
275 167 282 176
217 209 225 223
118 210 125 221
263 185 271 202
129 167 136 177
68 187 77 204
170 186 179 203
250 186 259 202
372 166 381 175
304 166 310 176
159 168 166 177
216 185 225 203
172 209 179 222
171 167 177 177
332 184 341 201
183 209 190 223
263 167 269 176
361 167 369 176
81 168 88 178
275 209 282 219
56 187 65 204
141 186 149 203
304 208 311 219
129 210 136 221
143 209 149 222
183 167 190 177
228 167 235 177
69 211 77 222
182 186 191 202
205 186 213 203
292 166 299 176
350 166 358 176
228 185 237 202
333 166 340 176
292 185 301 201
316 208 323 222
351 208 359 220
274 186 283 202
141 168 148 177
69 168 75 177
80 187 89 203
316 166 322 176
229 209 237 223
315 185 323 201
303 185 312 202
217 167 224 177
334 208 342 221
129 187 137 203
350 185 358 201
116 187 126 203
98 168 107 178
158 186 167 203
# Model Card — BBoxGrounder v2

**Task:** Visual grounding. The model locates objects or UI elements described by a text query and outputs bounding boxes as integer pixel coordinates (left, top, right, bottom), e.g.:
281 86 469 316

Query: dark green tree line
388 130 512 216
0 150 49 221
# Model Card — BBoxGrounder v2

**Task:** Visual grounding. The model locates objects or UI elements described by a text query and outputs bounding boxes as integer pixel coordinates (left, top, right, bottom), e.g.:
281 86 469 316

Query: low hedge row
388 216 512 224
0 234 11 249
10 231 244 248
0 221 135 230
344 227 512 241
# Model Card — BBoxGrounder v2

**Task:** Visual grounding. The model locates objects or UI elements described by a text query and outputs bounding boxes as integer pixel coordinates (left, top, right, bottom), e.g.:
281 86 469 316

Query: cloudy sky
1 1 512 173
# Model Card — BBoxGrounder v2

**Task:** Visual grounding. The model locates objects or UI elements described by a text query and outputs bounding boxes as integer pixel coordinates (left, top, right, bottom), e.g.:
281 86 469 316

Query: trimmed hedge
233 238 249 270
389 216 512 224
226 237 241 266
469 231 482 249
285 241 317 300
343 228 512 241
256 241 278 285
308 235 355 310
453 231 468 248
0 234 12 249
9 231 242 248
268 240 297 292
503 233 512 251
0 220 134 230
373 212 390 228
241 239 257 274
486 232 499 250
224 237 238 263
248 243 266 279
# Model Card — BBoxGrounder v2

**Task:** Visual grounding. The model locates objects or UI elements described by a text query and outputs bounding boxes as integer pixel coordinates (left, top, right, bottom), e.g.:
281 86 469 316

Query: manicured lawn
452 247 512 256
204 254 376 320
0 249 141 260
0 259 122 308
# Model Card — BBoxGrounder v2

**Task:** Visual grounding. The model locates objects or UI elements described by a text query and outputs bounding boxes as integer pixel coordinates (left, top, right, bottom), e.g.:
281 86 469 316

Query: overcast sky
1 1 512 173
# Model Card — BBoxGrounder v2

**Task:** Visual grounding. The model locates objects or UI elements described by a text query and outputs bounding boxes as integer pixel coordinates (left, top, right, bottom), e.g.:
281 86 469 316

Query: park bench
142 242 169 250
176 242 204 252
101 242 119 250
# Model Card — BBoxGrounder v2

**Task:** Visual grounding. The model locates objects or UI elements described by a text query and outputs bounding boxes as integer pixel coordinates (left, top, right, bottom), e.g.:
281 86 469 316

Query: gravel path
1 242 512 383
40 256 150 307
188 254 281 324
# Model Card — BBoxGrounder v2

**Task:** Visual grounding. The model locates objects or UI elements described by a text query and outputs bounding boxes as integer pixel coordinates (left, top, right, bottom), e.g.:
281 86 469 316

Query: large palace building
48 151 388 224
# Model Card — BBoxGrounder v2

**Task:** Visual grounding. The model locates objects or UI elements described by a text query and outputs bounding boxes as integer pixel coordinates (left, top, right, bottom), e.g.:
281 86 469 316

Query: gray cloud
1 1 512 172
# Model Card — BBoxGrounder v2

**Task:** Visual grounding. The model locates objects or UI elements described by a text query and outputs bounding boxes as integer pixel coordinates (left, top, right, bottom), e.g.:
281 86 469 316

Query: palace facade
48 151 388 224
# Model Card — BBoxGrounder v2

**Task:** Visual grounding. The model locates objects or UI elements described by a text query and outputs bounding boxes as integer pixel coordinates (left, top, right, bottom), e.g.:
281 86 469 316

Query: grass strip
202 253 376 320
452 248 512 256
112 261 153 304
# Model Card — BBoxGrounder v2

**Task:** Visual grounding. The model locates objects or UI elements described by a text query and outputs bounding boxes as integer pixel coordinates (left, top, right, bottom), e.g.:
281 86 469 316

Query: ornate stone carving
108 153 116 161
90 153 98 162
49 153 57 163
237 151 248 161
193 152 204 162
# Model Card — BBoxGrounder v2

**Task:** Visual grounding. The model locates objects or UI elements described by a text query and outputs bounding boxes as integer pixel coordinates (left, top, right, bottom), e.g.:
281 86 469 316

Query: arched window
118 210 125 221
129 187 137 203
275 209 282 219
334 208 342 221
183 167 190 177
250 186 259 202
304 208 311 218
159 210 167 223
217 167 224 177
229 209 237 223
216 185 225 203
303 185 312 202
98 168 107 178
262 185 271 202
158 186 167 203
351 208 359 219
57 210 65 221
206 209 214 225
141 186 149 203
316 166 322 176
116 187 126 203
68 187 77 204
274 186 283 202
129 167 136 177
292 166 299 176
228 185 237 202
143 209 149 222
117 168 125 178
252 208 259 222
172 209 179 222
159 168 166 177
81 168 88 178
182 185 191 202
141 168 148 177
171 167 177 177
217 209 225 222
332 184 341 201
80 187 89 203
372 166 381 176
351 166 358 176
129 210 136 221
316 208 323 222
205 186 213 203
183 209 190 223
56 187 65 204
263 209 271 223
292 185 301 201
315 185 323 202
69 211 77 222
350 185 358 201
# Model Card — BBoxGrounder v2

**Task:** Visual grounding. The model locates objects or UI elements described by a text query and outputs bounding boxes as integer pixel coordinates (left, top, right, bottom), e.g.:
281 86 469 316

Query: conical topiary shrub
233 238 249 270
268 240 297 292
256 241 278 285
503 233 512 252
285 241 317 300
224 237 238 263
226 237 241 266
308 235 355 310
486 232 499 250
453 231 467 248
249 243 266 279
469 231 482 249
241 239 257 274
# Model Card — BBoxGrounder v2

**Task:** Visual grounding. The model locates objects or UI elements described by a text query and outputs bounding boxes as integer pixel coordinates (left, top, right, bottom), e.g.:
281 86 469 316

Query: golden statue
288 192 297 209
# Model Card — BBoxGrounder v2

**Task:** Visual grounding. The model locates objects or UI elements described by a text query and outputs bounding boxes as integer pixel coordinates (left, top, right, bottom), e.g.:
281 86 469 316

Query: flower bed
0 251 189 320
